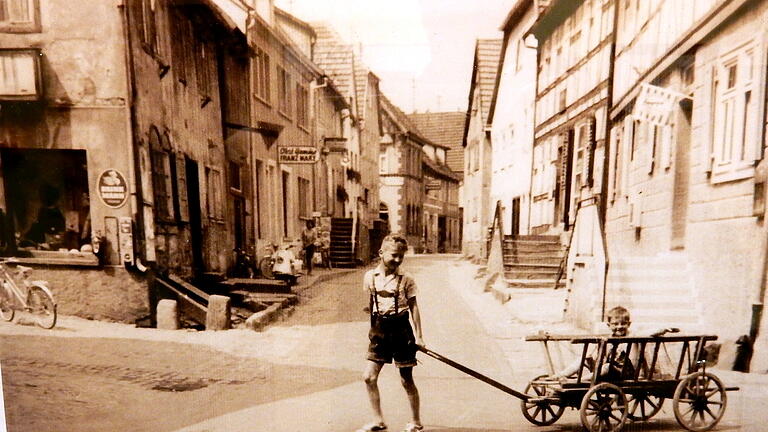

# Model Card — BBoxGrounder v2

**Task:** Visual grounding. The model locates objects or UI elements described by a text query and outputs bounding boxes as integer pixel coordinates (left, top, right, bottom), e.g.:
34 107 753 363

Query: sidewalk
449 258 768 383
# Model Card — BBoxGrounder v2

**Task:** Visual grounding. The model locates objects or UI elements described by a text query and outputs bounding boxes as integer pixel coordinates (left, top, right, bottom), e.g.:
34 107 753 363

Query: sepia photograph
1 0 768 430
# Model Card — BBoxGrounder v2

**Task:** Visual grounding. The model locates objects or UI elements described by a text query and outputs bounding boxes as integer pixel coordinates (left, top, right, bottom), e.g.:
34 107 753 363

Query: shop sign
97 169 129 208
278 146 319 164
426 180 442 190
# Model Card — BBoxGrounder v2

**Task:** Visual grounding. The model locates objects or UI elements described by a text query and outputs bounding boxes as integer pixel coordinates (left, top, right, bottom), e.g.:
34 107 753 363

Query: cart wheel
580 382 628 432
520 375 564 426
627 393 664 421
673 372 727 432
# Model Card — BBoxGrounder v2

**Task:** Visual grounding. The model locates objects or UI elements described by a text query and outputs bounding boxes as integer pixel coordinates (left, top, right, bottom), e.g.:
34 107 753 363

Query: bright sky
274 0 515 113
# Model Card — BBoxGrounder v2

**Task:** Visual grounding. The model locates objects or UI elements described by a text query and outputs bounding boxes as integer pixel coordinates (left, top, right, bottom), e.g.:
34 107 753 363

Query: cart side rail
561 335 718 386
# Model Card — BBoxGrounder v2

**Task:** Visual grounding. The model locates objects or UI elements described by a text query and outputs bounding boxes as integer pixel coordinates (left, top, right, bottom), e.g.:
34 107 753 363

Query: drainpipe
599 0 621 323
118 1 146 271
310 75 328 215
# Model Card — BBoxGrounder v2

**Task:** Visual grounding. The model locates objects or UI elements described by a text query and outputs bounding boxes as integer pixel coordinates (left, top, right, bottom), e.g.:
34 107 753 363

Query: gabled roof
353 63 382 122
462 38 503 146
407 111 466 173
274 7 316 38
423 153 462 182
311 22 357 109
489 0 534 124
379 93 425 140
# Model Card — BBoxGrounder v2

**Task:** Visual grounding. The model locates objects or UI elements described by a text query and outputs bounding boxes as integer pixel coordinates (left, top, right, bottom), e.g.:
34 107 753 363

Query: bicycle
0 258 57 329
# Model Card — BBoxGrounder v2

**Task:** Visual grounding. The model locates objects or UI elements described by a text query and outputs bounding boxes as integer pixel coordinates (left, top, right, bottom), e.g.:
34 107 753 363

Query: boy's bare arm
408 297 424 347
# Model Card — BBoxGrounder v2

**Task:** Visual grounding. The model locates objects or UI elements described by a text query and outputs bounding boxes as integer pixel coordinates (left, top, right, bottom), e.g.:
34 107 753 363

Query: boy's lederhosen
366 274 417 368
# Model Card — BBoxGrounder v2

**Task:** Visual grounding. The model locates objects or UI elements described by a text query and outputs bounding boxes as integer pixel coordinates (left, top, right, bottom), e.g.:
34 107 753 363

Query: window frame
252 46 271 104
0 0 40 33
277 65 292 118
709 41 761 184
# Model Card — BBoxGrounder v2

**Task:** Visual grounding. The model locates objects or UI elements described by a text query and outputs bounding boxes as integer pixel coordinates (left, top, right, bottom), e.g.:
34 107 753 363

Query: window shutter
587 117 597 187
647 123 658 175
620 116 633 198
703 66 717 173
660 124 673 170
750 36 768 162
608 125 618 201
175 154 189 223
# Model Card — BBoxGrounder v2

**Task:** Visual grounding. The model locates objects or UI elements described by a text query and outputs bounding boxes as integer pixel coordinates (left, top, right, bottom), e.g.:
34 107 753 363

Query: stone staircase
502 234 566 289
330 218 356 268
603 254 702 332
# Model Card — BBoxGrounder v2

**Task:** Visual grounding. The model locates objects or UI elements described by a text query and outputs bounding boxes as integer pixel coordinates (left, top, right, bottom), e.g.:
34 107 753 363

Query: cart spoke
678 398 695 404
688 408 699 426
591 415 601 430
532 406 542 420
703 405 718 420
706 400 724 406
609 412 623 423
680 404 695 418
706 387 721 398
545 405 557 420
639 399 647 418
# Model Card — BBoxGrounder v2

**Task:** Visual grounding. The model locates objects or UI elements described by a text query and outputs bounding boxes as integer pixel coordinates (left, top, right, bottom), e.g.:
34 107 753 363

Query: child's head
379 234 408 271
606 306 631 336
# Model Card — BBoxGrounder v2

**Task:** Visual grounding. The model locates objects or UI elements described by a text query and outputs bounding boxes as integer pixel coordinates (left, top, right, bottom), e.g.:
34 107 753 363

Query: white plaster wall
491 6 537 236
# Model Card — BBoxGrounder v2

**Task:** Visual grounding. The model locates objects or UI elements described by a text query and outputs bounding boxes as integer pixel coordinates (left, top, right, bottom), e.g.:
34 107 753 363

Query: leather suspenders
369 273 404 317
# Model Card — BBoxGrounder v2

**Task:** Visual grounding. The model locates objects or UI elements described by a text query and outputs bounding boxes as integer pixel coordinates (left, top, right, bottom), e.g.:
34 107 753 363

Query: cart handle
417 345 530 401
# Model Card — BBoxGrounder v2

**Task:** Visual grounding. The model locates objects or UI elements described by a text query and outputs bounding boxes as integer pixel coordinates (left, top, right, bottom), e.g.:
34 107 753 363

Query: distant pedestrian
301 219 317 275
359 234 424 432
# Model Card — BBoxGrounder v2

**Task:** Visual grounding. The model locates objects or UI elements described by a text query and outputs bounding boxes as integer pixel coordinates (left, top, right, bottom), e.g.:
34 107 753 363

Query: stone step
505 278 565 289
503 255 562 265
504 239 563 247
505 234 561 242
503 245 563 254
505 269 559 280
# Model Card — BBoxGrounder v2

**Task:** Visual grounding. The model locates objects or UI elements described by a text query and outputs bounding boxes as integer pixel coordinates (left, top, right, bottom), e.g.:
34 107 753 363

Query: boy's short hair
606 306 630 322
381 234 408 250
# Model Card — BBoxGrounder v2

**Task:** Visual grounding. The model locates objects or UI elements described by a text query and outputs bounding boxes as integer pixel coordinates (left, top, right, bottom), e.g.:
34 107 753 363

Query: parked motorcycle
258 242 301 285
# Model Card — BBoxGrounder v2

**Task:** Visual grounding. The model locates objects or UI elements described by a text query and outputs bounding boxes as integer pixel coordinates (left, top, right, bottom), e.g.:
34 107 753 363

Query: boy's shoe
357 422 387 432
402 423 424 432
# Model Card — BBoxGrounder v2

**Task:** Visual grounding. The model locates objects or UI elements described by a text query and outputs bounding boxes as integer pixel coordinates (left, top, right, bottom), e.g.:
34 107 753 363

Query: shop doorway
0 149 90 253
185 158 204 275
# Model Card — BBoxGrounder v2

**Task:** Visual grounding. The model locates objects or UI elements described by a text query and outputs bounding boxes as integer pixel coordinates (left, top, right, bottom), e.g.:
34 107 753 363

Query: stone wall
26 265 148 323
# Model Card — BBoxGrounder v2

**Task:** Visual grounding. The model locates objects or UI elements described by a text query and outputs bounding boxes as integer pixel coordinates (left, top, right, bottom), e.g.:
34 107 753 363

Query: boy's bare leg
363 360 386 424
399 366 421 426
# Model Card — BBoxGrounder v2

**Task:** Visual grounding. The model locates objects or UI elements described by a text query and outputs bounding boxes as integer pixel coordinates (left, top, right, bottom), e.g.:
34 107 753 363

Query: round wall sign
97 169 129 208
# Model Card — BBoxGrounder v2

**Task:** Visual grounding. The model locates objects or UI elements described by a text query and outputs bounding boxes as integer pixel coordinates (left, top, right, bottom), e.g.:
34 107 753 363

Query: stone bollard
156 299 179 330
206 295 231 331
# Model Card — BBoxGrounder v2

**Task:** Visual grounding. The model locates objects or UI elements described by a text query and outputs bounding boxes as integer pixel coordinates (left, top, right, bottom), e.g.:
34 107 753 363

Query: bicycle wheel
27 285 57 329
0 282 15 322
258 257 275 279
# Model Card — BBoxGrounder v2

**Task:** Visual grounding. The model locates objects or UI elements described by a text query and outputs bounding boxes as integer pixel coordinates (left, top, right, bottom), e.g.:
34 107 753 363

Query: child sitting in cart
548 306 675 382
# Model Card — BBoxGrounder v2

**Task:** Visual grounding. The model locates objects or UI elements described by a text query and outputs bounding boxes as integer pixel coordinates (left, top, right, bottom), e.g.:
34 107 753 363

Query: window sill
0 23 41 33
253 94 272 108
278 111 293 122
10 250 99 267
710 165 754 185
